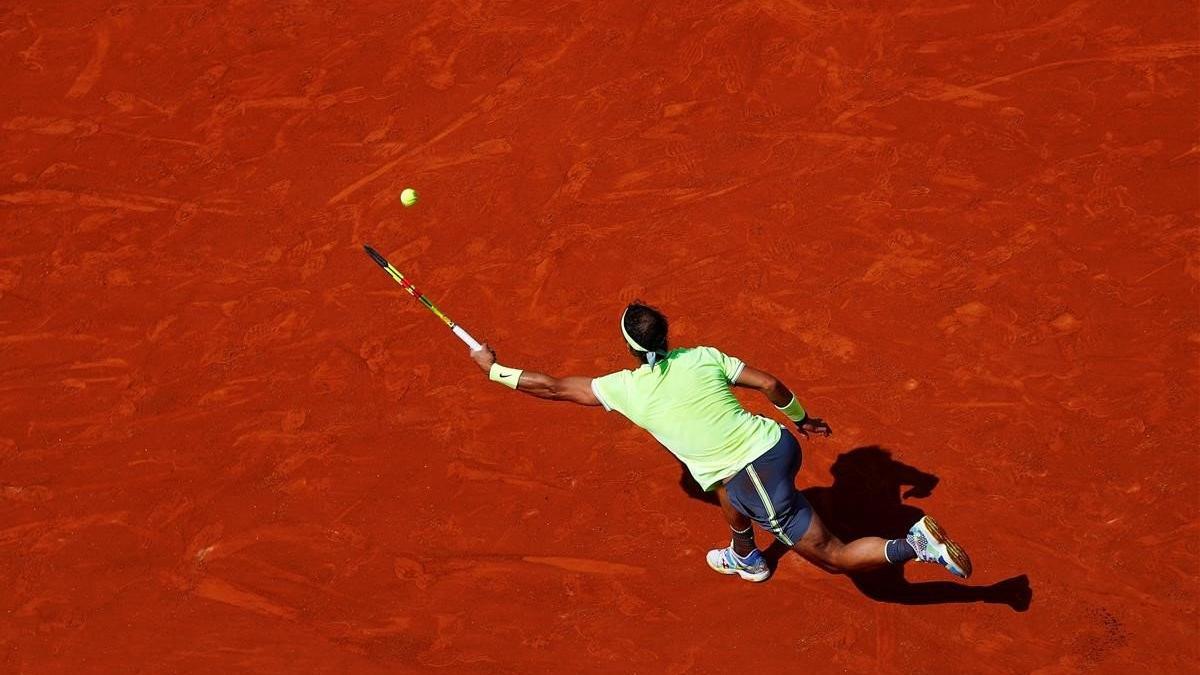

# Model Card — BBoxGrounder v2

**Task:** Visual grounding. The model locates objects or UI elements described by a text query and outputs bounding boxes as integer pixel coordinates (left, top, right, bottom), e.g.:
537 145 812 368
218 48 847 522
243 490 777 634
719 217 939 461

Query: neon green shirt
590 346 783 490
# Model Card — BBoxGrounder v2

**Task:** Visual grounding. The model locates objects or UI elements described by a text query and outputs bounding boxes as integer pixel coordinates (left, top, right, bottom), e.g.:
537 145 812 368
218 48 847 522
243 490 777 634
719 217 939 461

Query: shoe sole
921 516 972 578
706 553 770 583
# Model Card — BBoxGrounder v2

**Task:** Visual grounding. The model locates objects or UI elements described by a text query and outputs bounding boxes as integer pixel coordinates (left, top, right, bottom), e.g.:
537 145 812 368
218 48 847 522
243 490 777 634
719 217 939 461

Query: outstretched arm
470 344 600 406
734 364 832 437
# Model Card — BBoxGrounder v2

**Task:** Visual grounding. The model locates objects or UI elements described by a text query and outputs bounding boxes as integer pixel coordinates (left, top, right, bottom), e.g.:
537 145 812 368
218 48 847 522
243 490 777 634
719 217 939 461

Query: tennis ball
399 188 419 207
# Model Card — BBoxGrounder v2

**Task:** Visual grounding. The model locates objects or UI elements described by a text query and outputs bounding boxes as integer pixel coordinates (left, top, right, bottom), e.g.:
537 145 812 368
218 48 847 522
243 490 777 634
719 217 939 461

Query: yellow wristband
776 395 806 422
489 363 523 389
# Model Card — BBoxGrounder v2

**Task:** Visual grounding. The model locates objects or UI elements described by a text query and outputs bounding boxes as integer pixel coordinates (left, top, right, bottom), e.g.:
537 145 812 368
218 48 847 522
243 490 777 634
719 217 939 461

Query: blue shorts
724 429 813 546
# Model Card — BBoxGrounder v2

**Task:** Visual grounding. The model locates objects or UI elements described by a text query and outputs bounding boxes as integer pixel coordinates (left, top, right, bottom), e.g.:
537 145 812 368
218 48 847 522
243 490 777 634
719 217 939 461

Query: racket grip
452 325 483 351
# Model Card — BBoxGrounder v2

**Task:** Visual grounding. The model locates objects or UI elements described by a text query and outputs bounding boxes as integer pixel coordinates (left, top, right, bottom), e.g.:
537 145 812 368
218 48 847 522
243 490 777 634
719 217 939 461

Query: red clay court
2 1 1197 673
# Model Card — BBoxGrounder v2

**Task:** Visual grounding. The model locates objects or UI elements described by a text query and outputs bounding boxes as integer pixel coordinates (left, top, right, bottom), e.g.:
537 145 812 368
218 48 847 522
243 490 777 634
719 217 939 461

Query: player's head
621 301 669 364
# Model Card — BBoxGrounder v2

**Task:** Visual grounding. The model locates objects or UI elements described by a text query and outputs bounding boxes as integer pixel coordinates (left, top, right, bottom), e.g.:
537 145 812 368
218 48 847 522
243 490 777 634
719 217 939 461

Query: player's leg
715 485 756 556
786 469 972 577
792 508 973 578
706 485 770 582
756 438 896 573
723 429 968 577
790 509 892 573
709 428 811 582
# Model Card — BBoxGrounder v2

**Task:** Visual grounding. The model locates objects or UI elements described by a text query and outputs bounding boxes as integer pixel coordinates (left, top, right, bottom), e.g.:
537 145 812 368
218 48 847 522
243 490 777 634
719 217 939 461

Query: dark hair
623 301 669 355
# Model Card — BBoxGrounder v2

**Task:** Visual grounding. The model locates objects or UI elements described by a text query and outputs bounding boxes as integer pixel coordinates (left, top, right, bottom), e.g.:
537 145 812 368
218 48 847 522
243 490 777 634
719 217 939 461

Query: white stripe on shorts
746 464 794 547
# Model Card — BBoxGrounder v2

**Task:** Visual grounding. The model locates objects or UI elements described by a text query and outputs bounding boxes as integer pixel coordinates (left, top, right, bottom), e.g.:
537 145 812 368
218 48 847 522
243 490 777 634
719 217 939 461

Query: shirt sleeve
704 346 745 384
591 371 630 413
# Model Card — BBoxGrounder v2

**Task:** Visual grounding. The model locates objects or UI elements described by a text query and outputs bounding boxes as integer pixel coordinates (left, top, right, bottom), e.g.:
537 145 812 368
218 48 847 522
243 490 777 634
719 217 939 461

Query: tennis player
469 301 971 583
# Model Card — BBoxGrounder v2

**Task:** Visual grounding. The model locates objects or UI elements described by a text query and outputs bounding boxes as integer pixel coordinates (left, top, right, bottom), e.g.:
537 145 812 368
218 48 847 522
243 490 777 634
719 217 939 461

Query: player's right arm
734 365 832 437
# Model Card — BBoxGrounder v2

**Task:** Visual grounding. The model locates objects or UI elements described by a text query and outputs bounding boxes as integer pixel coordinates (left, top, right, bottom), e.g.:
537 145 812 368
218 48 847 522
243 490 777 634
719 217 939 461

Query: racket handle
452 325 483 351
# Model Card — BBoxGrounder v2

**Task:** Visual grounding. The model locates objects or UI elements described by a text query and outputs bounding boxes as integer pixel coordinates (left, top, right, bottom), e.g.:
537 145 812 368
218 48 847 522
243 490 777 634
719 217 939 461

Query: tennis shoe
706 545 770 582
907 515 973 578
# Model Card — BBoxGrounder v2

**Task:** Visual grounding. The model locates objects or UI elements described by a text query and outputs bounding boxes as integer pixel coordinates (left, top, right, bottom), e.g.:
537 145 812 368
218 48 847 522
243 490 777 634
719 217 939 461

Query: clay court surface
2 1 1198 672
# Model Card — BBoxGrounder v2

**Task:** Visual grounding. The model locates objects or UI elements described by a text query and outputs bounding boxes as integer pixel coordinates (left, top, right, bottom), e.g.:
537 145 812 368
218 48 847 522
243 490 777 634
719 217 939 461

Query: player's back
591 346 783 489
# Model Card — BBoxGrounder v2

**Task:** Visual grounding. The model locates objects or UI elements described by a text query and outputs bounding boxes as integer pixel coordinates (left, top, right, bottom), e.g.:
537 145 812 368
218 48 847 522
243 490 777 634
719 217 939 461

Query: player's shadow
678 446 1032 611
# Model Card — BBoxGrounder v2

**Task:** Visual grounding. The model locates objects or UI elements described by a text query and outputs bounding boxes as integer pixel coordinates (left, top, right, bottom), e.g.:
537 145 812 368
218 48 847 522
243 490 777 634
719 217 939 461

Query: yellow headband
620 307 648 352
621 308 665 365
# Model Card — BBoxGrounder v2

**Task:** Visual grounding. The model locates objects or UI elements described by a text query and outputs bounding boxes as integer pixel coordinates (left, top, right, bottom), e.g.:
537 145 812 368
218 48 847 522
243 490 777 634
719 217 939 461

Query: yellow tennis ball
399 188 419 207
